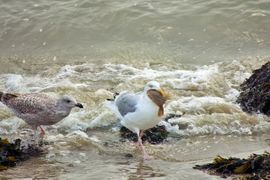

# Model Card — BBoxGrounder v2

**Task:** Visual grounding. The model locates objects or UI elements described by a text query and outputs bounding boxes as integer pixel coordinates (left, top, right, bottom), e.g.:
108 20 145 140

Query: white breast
120 94 161 133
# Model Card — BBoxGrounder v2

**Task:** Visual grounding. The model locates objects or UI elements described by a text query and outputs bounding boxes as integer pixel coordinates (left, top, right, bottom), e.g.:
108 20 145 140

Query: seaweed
194 152 270 179
120 125 169 144
0 138 43 171
237 62 270 115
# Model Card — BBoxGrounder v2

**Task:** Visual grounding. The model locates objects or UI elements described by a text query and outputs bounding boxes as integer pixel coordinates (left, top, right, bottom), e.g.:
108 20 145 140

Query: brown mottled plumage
0 91 83 137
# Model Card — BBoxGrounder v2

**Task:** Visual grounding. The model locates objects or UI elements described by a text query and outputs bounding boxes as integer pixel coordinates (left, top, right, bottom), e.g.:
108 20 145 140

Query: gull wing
2 93 53 114
115 92 139 117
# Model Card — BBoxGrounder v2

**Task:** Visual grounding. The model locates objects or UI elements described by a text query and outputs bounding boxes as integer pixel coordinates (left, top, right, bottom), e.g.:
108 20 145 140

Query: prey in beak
156 88 171 100
147 88 170 117
75 103 84 108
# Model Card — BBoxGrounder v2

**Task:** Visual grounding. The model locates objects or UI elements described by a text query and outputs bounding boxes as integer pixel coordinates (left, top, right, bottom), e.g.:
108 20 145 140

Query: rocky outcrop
0 138 43 171
237 62 270 115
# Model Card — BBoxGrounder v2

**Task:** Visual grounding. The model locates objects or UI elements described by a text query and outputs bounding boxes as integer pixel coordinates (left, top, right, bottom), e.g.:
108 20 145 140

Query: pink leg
39 126 45 138
134 130 144 150
32 126 41 145
137 131 153 160
139 130 144 138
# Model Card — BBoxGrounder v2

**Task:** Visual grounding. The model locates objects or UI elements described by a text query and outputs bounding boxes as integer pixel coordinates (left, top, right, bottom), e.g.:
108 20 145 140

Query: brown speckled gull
0 92 83 137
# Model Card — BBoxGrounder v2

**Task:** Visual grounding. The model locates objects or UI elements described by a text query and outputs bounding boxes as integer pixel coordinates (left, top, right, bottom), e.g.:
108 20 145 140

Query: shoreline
0 134 269 179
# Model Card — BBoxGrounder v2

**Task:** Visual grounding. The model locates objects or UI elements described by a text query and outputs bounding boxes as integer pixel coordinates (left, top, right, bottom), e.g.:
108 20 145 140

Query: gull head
58 95 84 109
144 81 164 95
144 81 170 99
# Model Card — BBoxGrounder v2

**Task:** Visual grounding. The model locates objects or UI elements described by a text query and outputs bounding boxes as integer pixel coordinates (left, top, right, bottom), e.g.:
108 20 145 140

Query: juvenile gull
0 92 83 137
107 81 169 160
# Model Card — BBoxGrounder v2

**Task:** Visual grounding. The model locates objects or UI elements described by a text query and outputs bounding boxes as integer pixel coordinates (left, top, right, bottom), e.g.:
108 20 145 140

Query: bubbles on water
224 88 240 102
23 18 29 22
251 12 266 17
66 130 89 139
56 65 76 79
5 74 23 91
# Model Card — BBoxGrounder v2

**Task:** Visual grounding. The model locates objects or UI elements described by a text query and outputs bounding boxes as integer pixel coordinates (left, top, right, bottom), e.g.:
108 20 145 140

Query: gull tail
105 100 122 120
106 92 124 120
0 92 18 103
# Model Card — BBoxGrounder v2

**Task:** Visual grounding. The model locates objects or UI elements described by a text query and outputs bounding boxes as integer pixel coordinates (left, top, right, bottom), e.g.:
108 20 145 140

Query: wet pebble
125 153 133 158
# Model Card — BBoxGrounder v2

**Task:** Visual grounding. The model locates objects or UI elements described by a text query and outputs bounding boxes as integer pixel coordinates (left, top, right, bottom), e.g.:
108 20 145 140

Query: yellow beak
157 88 171 100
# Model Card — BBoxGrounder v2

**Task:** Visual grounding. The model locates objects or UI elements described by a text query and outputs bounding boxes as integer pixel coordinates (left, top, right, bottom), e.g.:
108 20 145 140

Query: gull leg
32 126 40 145
134 130 144 151
137 130 153 160
133 129 142 150
39 126 45 138
139 130 144 138
134 141 141 150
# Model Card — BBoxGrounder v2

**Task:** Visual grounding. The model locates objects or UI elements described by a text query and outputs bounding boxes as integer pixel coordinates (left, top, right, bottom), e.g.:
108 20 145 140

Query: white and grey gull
0 91 83 138
107 81 169 160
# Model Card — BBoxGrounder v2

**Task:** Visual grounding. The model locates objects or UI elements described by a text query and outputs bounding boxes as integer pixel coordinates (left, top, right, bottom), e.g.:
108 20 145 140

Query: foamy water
1 58 270 140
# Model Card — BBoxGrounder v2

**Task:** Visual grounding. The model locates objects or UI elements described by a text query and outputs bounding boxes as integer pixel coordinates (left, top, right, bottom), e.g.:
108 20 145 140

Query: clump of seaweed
120 125 169 144
237 62 270 115
0 138 43 171
193 152 270 179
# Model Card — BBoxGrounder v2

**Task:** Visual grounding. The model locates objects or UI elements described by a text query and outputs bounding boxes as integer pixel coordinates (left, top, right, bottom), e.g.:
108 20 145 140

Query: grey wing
115 92 139 117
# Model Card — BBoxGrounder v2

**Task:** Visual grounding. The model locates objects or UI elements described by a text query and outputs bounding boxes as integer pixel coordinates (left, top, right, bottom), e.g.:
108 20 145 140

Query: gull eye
65 99 71 103
149 84 154 88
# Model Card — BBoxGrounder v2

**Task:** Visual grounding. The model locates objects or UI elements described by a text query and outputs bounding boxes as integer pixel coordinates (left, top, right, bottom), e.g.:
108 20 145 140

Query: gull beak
157 88 171 100
75 103 84 108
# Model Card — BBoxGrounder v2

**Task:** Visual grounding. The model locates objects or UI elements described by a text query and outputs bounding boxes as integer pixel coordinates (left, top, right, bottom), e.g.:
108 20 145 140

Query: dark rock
120 125 169 144
0 137 43 171
164 113 183 122
125 153 133 158
106 92 119 101
237 62 270 115
193 152 270 179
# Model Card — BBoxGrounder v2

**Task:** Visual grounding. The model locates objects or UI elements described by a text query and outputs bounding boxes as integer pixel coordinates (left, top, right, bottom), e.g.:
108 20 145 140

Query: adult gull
107 81 169 160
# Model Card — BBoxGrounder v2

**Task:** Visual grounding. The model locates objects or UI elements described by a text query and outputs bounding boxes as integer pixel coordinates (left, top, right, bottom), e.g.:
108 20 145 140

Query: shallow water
1 0 270 65
1 0 270 179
